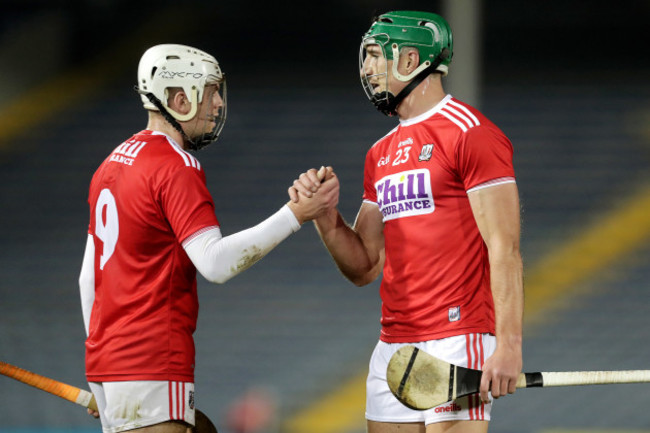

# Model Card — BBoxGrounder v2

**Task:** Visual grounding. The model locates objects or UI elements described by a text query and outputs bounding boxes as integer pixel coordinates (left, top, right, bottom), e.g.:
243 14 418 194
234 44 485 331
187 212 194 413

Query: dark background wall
4 0 650 86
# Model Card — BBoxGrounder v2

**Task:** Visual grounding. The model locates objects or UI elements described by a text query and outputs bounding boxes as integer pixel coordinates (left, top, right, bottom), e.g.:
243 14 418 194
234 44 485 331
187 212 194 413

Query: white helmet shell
137 44 224 121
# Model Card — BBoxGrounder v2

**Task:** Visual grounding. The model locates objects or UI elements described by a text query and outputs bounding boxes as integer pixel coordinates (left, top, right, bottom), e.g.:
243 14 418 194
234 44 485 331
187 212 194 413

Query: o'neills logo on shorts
435 402 462 413
375 169 434 221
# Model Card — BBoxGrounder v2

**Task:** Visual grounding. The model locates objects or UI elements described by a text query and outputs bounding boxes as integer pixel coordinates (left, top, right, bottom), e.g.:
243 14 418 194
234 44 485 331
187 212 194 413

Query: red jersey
363 95 515 343
85 130 219 382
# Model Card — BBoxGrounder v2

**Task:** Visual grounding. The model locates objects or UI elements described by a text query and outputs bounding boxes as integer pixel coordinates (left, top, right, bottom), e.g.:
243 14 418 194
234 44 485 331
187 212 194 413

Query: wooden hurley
387 345 650 410
0 360 219 432
0 360 97 411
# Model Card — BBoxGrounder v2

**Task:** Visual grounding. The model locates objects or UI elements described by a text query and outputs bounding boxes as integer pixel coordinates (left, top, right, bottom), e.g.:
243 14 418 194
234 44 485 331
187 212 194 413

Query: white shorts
366 333 496 425
89 381 195 433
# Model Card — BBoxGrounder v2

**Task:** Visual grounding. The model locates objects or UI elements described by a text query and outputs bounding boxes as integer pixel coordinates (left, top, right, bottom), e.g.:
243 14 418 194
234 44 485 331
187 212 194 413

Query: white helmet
136 44 227 149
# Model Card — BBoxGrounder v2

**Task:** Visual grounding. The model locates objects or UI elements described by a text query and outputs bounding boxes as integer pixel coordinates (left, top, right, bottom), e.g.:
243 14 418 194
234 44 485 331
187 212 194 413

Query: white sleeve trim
79 234 95 337
183 204 300 284
182 225 220 247
466 177 516 194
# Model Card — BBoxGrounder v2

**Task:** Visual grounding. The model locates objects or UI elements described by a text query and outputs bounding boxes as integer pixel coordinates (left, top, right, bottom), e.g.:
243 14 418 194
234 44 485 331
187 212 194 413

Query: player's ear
398 47 420 75
168 88 191 115
405 48 420 74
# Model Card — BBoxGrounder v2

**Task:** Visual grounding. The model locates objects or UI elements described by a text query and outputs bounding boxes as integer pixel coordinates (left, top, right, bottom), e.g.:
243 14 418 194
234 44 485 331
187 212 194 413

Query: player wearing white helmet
79 44 338 433
136 44 227 150
290 11 523 433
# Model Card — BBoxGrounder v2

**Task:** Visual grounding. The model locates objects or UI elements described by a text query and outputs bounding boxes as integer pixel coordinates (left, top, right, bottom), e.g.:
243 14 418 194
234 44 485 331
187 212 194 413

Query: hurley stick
0 360 97 411
1 360 221 432
387 345 650 410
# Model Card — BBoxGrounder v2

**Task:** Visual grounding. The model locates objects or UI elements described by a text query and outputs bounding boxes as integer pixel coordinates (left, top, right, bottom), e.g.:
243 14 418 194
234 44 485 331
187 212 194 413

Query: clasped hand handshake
287 166 339 224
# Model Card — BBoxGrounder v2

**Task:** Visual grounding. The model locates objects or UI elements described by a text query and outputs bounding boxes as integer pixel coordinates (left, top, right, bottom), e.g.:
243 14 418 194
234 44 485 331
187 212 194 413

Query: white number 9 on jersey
95 188 119 270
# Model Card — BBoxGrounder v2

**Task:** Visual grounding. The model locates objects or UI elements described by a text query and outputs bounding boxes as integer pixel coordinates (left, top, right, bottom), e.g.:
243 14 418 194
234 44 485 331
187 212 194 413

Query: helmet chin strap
136 88 208 151
372 48 450 117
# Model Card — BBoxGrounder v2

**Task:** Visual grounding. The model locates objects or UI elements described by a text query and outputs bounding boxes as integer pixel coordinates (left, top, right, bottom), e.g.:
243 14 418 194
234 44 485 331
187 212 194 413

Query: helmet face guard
359 41 394 116
183 81 227 150
136 44 227 149
359 11 453 116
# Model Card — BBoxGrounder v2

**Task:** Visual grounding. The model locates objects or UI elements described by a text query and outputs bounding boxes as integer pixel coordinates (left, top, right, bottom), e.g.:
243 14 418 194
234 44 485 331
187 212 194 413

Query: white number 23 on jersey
95 188 119 270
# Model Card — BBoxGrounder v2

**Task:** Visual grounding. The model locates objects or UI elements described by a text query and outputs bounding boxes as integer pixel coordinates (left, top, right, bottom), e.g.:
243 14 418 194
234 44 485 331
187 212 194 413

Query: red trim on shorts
465 335 474 420
176 382 181 419
168 381 174 419
182 382 186 419
168 381 183 420
466 333 487 421
479 334 485 420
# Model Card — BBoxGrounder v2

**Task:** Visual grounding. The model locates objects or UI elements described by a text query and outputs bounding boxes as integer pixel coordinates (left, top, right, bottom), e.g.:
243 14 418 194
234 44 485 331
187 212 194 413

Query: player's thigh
90 380 195 432
425 420 488 433
367 420 425 433
366 336 495 426
130 421 189 433
366 417 488 433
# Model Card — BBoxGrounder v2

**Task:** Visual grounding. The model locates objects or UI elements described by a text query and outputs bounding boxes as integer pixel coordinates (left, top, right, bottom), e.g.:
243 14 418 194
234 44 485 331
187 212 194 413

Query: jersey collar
399 94 453 127
150 130 184 150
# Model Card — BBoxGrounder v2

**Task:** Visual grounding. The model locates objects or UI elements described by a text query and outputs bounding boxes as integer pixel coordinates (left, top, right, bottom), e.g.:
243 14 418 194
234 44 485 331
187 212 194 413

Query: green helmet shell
363 10 453 75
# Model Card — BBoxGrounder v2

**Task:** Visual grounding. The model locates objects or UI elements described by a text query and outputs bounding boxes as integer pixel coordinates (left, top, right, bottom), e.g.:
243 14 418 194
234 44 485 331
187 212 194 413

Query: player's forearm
468 183 523 350
184 205 300 284
489 248 524 352
314 209 380 286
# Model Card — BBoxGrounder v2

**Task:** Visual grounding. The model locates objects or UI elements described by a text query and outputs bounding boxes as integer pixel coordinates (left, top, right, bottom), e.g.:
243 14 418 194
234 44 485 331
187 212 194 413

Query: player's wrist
279 203 302 230
285 201 305 225
314 206 338 228
495 333 523 356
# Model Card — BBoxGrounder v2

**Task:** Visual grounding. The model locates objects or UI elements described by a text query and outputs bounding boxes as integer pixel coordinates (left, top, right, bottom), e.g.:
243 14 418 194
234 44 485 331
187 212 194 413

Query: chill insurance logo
375 169 434 221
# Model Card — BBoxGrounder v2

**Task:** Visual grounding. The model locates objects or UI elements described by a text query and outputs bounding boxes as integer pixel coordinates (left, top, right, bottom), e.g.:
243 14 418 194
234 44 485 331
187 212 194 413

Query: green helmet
360 11 453 116
363 10 453 76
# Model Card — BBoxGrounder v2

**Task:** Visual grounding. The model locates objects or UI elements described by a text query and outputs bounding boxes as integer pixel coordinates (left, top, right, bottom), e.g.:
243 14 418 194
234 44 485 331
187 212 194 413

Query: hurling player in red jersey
290 11 523 433
79 44 337 433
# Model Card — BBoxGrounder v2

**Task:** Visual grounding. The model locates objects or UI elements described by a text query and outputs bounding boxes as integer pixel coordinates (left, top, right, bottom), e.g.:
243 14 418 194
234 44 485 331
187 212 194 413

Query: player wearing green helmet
360 11 453 116
290 9 523 433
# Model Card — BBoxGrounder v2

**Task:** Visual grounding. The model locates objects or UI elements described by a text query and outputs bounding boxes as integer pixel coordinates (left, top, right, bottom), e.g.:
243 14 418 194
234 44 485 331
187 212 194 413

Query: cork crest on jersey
418 144 434 161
